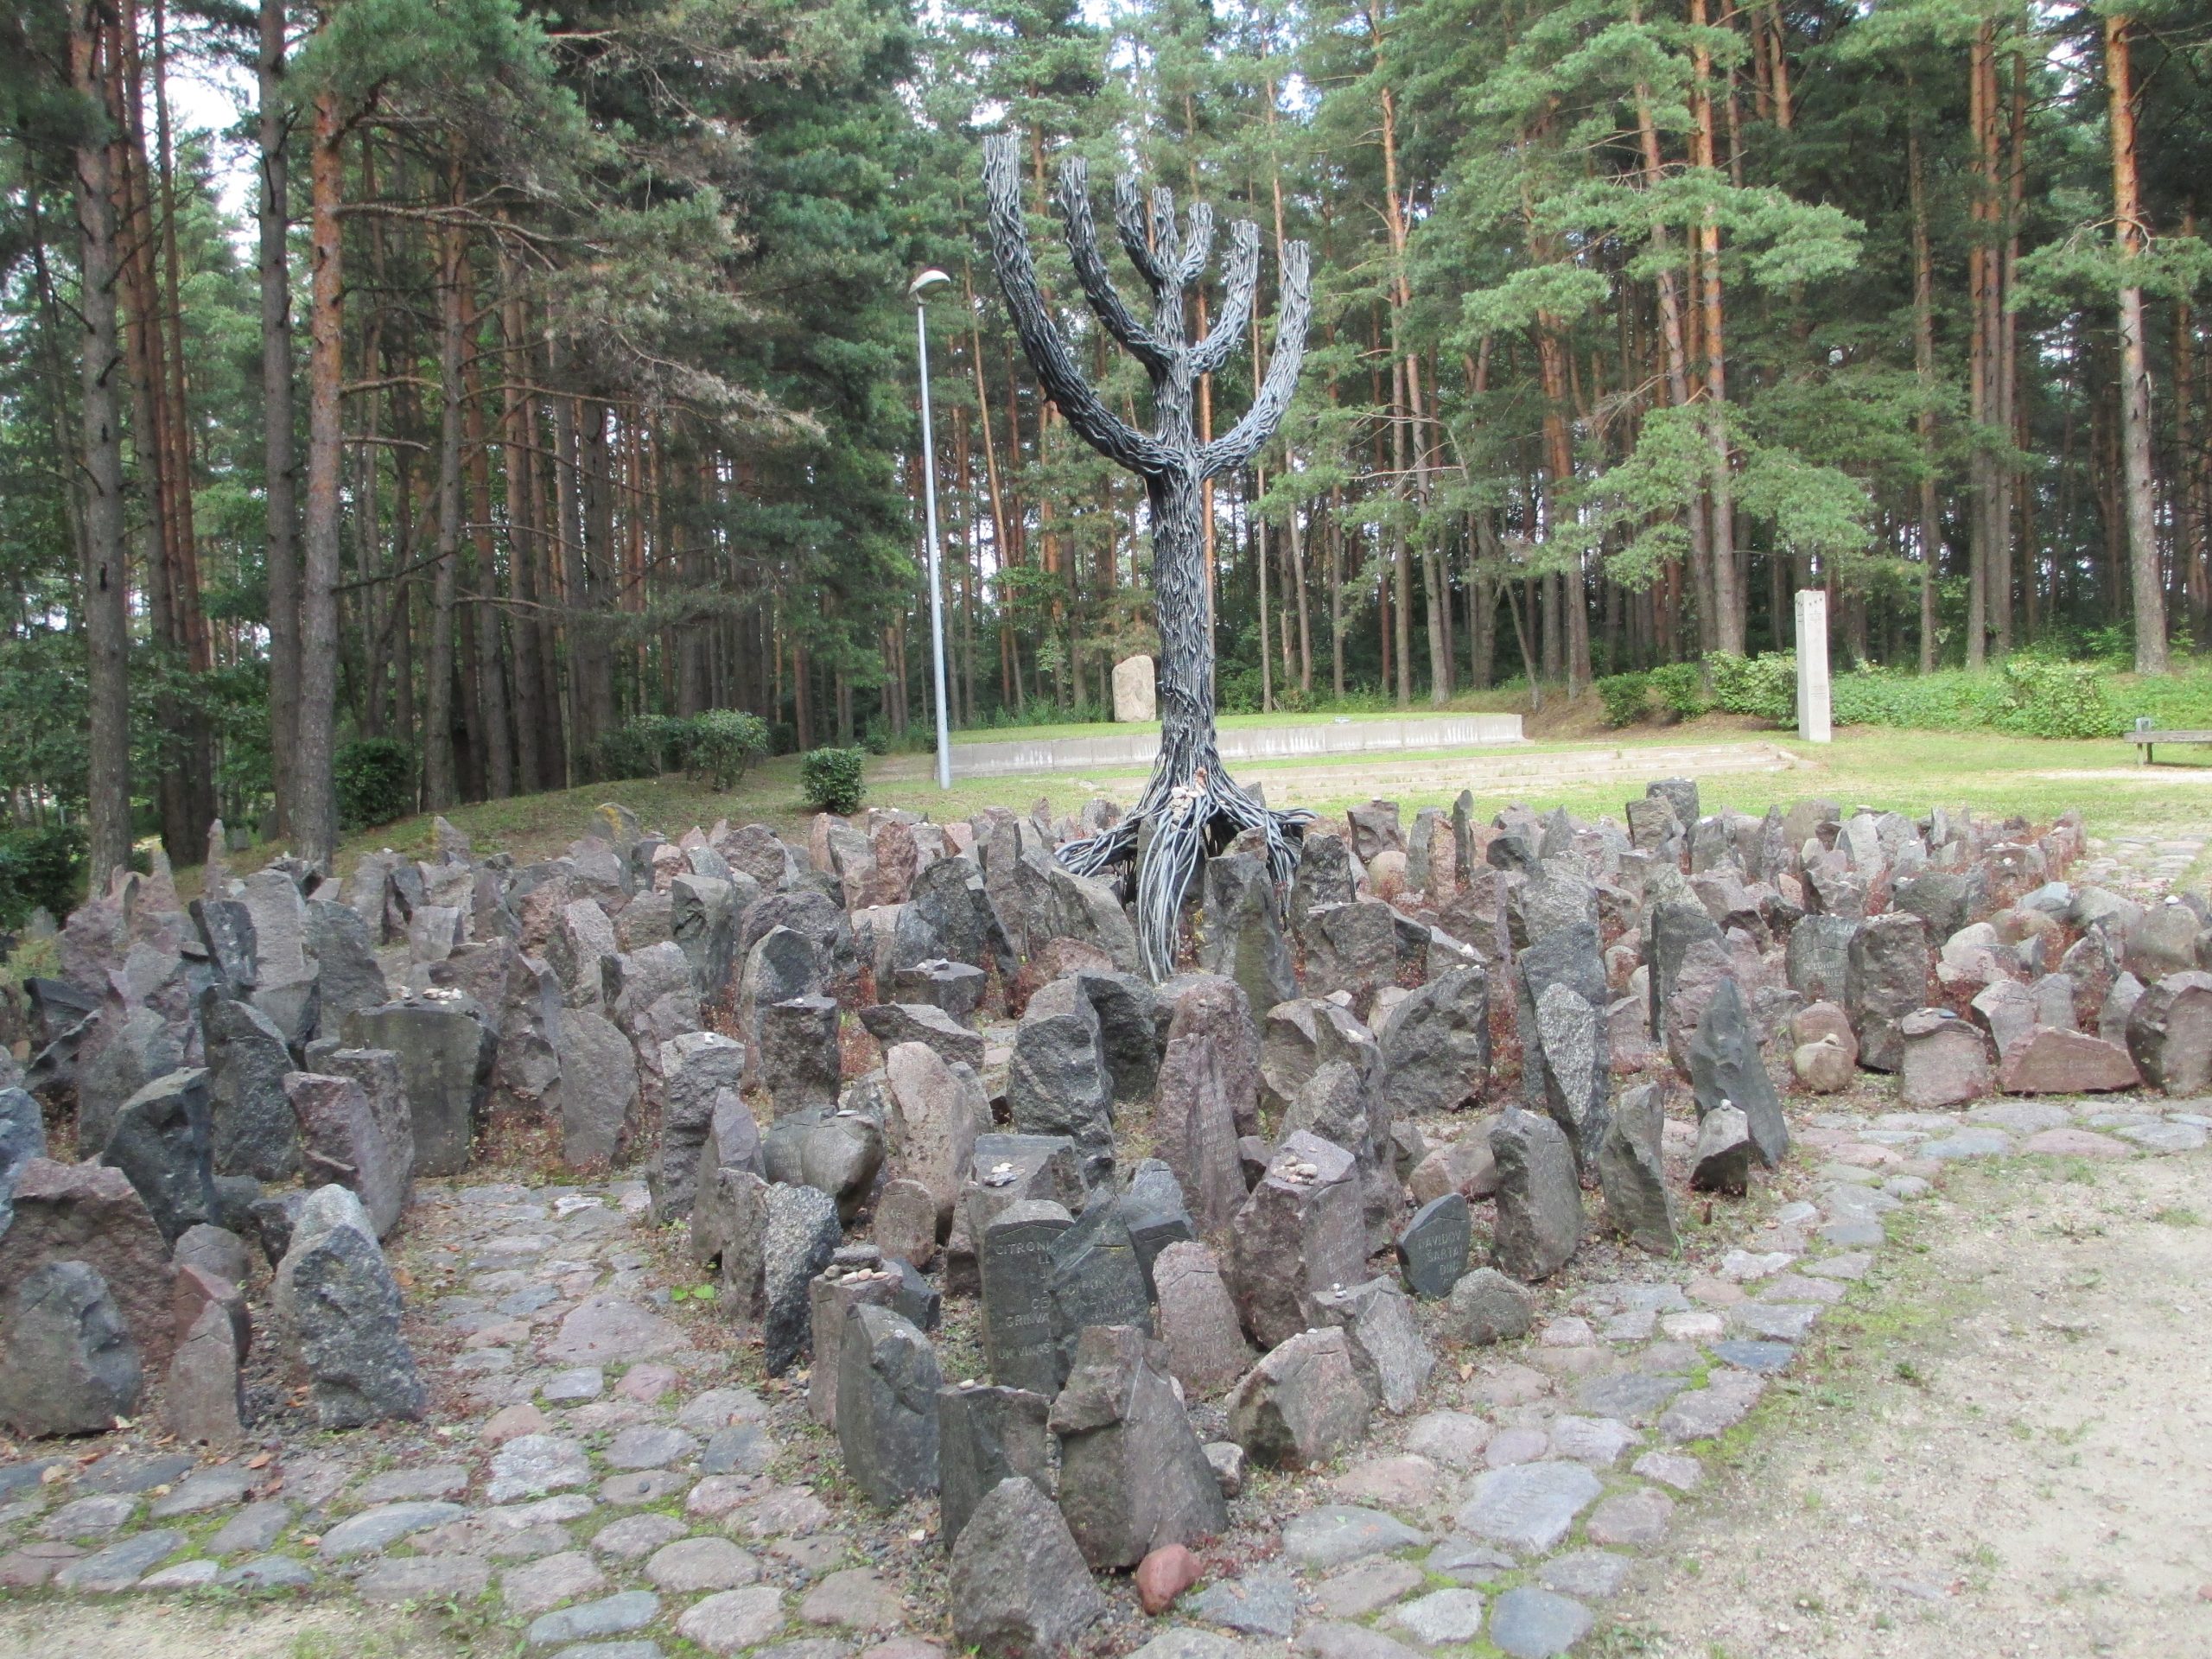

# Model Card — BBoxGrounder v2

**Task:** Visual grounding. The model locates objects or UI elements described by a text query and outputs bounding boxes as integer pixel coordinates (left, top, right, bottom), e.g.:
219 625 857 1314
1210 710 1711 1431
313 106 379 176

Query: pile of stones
4 783 2209 1657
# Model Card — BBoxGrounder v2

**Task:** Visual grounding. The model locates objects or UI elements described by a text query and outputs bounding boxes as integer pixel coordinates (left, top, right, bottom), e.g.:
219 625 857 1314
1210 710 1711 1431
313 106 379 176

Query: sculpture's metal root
1058 766 1313 982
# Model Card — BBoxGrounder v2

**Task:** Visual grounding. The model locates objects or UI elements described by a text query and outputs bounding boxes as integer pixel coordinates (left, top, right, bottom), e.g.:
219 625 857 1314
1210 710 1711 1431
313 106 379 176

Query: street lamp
910 266 954 791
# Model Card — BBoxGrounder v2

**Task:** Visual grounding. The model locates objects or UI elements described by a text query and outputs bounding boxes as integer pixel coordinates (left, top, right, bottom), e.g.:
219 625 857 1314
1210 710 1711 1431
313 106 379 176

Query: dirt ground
0 1599 456 1659
1605 1153 2212 1659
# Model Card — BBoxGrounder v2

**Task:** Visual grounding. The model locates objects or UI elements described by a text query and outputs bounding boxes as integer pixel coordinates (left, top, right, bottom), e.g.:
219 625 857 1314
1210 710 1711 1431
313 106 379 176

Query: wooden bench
2131 729 2212 764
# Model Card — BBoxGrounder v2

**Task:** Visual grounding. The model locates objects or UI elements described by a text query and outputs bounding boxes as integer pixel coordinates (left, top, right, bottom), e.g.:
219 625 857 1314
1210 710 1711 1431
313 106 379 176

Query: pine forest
3 0 2210 893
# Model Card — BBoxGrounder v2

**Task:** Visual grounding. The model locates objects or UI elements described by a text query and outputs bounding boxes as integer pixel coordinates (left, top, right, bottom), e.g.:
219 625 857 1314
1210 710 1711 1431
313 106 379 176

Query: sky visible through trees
1 0 2209 884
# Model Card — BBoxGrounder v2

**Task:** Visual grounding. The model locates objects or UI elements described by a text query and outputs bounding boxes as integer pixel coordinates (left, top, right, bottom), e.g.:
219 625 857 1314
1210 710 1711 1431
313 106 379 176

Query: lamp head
909 268 952 301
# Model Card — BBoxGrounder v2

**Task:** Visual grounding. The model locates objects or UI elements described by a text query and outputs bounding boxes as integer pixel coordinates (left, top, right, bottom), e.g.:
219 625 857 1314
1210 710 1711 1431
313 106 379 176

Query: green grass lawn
308 718 2212 880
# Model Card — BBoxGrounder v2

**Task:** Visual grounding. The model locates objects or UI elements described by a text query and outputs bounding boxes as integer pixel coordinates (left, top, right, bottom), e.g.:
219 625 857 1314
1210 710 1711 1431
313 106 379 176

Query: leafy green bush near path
1676 649 2204 741
592 715 688 782
1595 672 1654 728
682 710 772 790
334 736 415 829
0 823 86 927
594 710 776 787
799 747 868 815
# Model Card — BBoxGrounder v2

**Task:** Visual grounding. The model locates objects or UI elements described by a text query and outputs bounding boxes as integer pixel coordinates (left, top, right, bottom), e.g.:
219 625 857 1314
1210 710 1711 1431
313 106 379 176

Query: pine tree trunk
1909 113 1942 672
499 280 544 791
581 402 620 747
424 214 465 809
108 0 189 862
72 3 133 887
258 0 299 832
291 88 345 869
2177 224 2210 645
1631 39 1712 663
151 0 214 849
1690 0 1740 655
1973 26 2008 668
462 303 512 798
1391 359 1413 708
528 371 566 782
550 353 589 764
1992 47 2025 655
2107 14 2168 674
1329 485 1345 696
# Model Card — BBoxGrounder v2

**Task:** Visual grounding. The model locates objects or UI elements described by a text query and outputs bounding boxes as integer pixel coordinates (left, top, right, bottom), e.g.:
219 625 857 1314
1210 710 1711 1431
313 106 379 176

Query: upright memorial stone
980 1199 1073 1394
1047 1200 1152 1382
1796 588 1832 744
1395 1193 1471 1299
938 1382 1052 1547
1113 654 1157 721
837 1304 943 1506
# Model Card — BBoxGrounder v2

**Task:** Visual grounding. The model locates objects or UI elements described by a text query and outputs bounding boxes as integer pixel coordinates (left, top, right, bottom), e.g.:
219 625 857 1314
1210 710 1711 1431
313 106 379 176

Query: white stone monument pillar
1795 588 1832 744
1112 654 1157 722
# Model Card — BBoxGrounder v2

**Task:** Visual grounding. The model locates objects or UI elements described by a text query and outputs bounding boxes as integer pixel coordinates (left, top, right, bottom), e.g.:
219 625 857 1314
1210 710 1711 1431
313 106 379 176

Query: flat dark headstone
980 1199 1072 1395
1396 1193 1471 1300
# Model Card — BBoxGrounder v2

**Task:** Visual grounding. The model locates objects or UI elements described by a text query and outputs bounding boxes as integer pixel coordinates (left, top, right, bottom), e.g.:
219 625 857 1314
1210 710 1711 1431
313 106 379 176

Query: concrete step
1236 742 1802 810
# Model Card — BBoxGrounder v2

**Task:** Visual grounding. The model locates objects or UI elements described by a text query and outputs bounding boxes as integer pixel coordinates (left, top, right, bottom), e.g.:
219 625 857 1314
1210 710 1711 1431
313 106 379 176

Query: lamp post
910 267 954 791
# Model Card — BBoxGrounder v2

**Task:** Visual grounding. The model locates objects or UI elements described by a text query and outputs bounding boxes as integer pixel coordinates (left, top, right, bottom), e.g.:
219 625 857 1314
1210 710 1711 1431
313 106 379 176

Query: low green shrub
1993 655 2116 739
799 747 868 815
683 709 772 789
1647 660 1712 720
0 823 86 927
1594 672 1651 728
1591 647 2196 740
592 715 684 782
1707 651 1798 722
334 736 414 829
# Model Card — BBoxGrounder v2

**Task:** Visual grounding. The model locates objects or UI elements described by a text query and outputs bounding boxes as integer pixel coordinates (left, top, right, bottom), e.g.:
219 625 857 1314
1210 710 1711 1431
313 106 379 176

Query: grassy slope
308 716 2212 879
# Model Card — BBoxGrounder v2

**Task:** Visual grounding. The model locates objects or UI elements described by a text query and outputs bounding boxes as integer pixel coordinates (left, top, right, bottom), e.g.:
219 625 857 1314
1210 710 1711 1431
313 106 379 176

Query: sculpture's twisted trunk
984 132 1313 979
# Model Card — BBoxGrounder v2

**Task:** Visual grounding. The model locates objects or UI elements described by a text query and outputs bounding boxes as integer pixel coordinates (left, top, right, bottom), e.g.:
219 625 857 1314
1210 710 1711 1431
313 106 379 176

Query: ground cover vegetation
2 0 2210 903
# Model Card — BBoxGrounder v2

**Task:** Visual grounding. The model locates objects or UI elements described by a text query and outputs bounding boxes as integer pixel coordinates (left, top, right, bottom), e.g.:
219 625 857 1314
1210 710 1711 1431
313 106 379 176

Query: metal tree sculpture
984 130 1313 981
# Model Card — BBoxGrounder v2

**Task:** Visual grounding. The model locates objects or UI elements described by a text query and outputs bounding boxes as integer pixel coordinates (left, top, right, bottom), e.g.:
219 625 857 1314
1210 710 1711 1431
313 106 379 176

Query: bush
799 747 868 815
682 709 772 790
1594 671 1652 728
1707 651 1798 722
1216 664 1262 715
592 715 684 782
1993 655 2116 739
0 823 86 927
334 737 414 830
767 721 798 756
1647 660 1712 720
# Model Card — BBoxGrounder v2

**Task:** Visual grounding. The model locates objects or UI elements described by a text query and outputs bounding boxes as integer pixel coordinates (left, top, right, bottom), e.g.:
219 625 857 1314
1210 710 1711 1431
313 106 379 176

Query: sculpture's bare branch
984 132 1174 480
1176 201 1216 289
1149 186 1183 280
1056 159 1171 376
1188 219 1258 379
1203 238 1312 480
1113 174 1170 293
